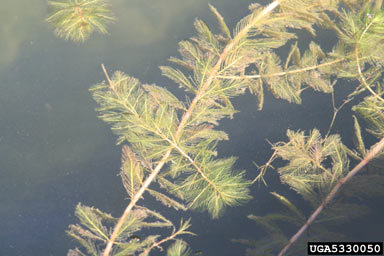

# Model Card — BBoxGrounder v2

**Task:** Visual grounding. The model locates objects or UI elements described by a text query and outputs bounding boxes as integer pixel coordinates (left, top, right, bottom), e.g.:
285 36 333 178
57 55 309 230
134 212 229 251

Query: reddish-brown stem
278 136 384 256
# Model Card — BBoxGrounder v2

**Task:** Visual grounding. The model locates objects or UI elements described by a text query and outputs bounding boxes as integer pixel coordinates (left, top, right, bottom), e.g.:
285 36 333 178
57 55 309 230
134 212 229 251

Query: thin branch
141 221 194 255
102 2 282 255
325 88 353 138
161 135 224 204
354 19 384 103
217 58 346 80
252 150 277 185
278 136 384 256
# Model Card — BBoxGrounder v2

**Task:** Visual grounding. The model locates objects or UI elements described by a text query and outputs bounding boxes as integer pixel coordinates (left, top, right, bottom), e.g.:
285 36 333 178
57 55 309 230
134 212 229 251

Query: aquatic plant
46 0 115 42
233 1 384 254
63 0 384 255
235 127 384 255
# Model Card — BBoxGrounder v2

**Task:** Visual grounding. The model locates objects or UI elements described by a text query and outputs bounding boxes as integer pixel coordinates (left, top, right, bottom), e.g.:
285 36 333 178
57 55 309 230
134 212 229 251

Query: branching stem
217 57 346 80
102 1 282 255
278 136 384 256
354 19 384 103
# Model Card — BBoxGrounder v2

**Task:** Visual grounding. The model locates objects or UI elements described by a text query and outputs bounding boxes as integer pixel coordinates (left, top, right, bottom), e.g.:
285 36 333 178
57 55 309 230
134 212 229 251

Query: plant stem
217 57 346 80
278 136 384 256
354 19 384 103
102 1 281 255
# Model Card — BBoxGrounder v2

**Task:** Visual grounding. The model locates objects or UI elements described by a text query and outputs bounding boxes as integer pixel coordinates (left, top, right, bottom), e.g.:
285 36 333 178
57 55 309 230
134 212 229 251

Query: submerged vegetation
57 0 384 255
46 0 115 42
235 128 384 255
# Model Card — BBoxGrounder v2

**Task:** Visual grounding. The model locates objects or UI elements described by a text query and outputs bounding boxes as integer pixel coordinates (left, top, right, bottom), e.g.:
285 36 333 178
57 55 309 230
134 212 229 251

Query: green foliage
236 129 384 255
336 2 384 64
46 0 115 42
176 157 251 218
353 92 384 137
273 129 349 204
90 70 252 219
166 240 192 256
235 2 384 248
64 0 384 255
67 203 193 256
240 106 384 255
90 72 180 160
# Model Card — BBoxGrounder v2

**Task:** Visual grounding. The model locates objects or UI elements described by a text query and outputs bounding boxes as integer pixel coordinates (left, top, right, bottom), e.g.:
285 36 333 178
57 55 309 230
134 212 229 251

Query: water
1 1 383 256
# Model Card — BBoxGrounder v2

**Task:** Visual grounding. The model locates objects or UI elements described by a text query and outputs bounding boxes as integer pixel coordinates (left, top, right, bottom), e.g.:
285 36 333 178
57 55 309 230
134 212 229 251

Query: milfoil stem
278 136 384 256
102 1 281 255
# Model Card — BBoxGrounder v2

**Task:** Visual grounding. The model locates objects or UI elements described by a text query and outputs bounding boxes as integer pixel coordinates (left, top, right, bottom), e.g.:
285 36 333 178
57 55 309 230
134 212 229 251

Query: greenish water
1 1 383 256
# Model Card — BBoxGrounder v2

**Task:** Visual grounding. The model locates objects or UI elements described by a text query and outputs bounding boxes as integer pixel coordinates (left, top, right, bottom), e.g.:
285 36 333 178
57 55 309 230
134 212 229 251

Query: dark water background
0 0 383 255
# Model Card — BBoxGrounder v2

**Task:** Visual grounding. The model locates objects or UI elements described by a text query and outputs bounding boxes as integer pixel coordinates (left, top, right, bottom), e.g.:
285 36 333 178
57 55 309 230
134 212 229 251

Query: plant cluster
45 0 384 255
46 0 115 42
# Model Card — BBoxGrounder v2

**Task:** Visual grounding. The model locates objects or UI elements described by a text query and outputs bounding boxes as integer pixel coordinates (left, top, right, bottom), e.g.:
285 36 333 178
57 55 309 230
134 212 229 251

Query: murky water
1 1 383 255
